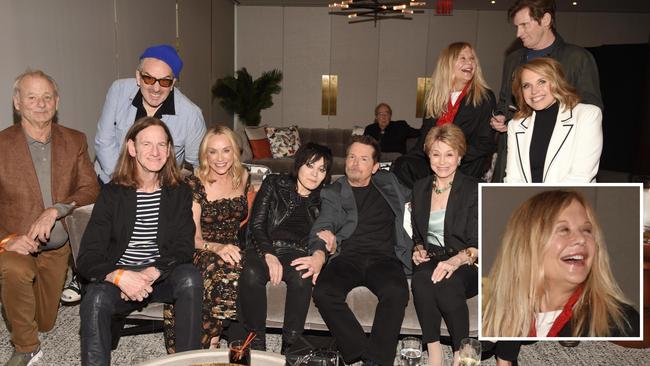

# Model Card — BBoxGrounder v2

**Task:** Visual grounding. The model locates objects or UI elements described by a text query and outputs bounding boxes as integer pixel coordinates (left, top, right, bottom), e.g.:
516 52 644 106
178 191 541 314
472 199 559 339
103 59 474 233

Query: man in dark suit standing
292 135 412 366
0 70 99 365
490 0 603 182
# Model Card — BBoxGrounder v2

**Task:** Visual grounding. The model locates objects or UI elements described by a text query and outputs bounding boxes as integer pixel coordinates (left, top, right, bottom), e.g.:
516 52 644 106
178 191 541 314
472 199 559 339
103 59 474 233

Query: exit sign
435 0 453 15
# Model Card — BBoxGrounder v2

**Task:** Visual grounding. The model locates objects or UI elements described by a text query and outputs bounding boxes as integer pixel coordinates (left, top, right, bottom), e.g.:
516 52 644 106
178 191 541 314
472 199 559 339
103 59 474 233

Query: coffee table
137 349 285 366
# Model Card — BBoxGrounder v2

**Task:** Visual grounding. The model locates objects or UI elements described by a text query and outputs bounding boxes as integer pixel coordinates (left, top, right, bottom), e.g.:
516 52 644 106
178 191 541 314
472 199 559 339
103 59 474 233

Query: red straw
241 332 256 351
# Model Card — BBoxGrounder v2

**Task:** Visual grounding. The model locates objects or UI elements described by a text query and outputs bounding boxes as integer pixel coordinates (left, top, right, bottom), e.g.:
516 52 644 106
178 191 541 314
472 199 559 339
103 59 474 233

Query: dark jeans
80 264 202 366
313 254 409 366
239 248 312 341
411 259 478 351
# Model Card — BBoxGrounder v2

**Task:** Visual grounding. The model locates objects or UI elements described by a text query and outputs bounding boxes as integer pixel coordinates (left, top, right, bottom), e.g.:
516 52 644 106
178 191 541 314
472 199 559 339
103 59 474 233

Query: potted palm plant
212 67 283 126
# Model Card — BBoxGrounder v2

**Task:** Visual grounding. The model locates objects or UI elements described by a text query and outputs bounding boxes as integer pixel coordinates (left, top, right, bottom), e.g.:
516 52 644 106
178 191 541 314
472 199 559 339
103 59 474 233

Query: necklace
433 180 452 195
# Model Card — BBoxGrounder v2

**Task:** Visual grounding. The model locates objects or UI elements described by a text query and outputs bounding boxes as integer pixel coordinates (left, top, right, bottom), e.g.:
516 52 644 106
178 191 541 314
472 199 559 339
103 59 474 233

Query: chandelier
329 1 427 25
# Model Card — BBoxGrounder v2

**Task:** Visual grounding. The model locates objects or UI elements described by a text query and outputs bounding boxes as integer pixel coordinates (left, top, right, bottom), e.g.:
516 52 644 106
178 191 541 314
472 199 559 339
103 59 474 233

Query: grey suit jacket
308 170 413 274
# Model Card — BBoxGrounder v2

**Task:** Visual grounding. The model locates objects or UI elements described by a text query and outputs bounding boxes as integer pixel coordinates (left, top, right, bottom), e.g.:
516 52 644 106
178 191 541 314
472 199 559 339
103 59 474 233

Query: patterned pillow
352 126 365 136
266 126 301 158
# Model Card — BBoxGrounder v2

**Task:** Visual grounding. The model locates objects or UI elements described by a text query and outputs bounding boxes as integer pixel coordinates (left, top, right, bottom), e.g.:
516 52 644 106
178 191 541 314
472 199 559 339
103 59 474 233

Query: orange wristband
0 233 17 254
113 269 125 286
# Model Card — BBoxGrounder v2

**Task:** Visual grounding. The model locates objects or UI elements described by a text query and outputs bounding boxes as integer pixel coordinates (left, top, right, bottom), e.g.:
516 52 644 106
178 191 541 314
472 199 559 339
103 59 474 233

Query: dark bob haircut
291 142 333 187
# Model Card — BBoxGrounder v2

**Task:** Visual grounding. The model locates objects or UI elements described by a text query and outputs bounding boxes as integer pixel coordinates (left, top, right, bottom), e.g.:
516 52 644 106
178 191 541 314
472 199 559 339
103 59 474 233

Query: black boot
250 330 266 351
281 330 300 355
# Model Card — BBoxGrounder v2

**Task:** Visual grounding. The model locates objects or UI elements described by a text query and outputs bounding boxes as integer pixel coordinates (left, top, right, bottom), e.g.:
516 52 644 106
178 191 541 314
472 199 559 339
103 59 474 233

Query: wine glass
458 338 481 366
399 336 422 366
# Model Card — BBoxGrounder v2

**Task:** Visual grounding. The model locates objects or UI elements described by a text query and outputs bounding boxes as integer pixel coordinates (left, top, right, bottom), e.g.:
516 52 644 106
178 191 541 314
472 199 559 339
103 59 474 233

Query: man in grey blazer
292 135 412 366
94 44 206 184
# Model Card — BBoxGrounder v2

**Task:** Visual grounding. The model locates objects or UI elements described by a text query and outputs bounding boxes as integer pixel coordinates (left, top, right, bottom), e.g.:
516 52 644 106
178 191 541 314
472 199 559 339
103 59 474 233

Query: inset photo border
478 183 643 342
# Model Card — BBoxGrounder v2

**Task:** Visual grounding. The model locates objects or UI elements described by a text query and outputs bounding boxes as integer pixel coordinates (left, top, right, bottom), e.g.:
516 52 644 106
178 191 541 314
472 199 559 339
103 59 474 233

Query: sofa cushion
352 126 365 136
265 281 478 336
266 126 301 158
245 126 273 159
298 128 353 158
250 138 273 159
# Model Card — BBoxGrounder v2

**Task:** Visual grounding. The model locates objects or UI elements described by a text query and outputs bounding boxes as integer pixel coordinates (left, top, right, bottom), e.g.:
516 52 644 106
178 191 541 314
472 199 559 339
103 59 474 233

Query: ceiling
234 0 650 13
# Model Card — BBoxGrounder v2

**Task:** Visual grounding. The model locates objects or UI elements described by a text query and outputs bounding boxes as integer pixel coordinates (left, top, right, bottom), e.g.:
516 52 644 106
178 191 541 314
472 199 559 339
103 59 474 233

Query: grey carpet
1 304 649 365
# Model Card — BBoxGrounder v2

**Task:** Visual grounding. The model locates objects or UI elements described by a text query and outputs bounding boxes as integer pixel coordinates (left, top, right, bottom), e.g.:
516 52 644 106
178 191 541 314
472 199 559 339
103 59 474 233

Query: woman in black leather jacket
239 143 332 352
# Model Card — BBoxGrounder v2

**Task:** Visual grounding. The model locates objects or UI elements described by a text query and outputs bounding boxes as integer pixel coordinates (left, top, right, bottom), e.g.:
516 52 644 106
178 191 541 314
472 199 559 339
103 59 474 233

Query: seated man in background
61 44 207 304
0 70 99 366
364 103 419 155
77 117 202 366
292 135 412 366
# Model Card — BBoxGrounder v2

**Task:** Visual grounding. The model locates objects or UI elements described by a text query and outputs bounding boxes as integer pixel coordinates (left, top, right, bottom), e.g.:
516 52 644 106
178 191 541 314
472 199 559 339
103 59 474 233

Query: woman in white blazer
504 57 603 183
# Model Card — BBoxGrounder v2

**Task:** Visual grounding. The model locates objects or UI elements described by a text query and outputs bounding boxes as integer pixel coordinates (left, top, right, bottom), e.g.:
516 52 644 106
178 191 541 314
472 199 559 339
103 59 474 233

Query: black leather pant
239 248 312 344
313 254 409 366
80 264 203 366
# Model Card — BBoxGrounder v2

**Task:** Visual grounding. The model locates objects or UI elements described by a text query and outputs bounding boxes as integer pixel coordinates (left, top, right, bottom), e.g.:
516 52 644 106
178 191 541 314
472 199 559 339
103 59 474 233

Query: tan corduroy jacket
0 123 99 239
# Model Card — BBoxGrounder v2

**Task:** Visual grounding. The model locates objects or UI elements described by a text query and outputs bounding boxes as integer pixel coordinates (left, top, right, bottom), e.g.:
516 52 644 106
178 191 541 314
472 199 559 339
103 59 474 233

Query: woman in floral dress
164 125 249 351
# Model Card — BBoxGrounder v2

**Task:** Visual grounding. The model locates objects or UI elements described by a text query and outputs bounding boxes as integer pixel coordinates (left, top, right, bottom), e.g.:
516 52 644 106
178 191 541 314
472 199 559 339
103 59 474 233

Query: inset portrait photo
479 184 643 341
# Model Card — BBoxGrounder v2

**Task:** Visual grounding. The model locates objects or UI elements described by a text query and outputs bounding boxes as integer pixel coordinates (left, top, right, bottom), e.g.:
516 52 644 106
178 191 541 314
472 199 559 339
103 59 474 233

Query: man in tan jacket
0 70 99 366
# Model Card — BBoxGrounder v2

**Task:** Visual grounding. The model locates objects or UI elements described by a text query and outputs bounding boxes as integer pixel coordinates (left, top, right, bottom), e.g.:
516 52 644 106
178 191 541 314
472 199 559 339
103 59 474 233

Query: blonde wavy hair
195 125 246 190
425 42 491 119
482 190 633 337
512 57 580 119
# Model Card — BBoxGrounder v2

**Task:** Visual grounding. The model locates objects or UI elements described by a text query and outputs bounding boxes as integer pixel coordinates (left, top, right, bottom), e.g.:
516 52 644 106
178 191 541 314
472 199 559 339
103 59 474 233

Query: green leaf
212 68 283 126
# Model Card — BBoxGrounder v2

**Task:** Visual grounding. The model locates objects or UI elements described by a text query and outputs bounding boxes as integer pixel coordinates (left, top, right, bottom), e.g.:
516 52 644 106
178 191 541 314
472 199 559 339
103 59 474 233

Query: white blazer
504 103 602 183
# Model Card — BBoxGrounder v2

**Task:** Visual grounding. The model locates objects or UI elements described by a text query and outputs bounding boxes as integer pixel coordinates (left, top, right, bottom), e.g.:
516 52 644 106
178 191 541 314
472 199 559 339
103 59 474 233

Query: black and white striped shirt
116 189 162 266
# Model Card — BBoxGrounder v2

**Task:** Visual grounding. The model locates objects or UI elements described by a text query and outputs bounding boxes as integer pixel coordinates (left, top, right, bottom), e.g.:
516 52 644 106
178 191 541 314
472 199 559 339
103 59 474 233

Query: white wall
236 6 650 129
0 0 235 158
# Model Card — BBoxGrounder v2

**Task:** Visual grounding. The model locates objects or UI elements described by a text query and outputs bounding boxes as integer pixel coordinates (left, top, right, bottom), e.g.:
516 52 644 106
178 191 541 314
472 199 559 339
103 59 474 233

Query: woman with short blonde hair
411 124 480 366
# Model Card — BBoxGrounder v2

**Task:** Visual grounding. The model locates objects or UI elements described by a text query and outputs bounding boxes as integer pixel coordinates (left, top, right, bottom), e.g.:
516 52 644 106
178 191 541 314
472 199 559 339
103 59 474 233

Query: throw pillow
249 139 273 160
352 126 365 136
245 126 272 159
266 126 301 158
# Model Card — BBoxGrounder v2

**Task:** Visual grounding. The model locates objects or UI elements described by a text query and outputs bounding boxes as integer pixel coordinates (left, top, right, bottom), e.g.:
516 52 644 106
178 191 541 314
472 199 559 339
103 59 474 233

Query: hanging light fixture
329 1 427 26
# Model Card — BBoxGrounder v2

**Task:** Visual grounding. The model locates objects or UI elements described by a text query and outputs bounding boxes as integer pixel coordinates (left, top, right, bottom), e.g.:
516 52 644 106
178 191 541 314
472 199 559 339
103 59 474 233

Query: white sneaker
5 346 42 366
60 275 81 303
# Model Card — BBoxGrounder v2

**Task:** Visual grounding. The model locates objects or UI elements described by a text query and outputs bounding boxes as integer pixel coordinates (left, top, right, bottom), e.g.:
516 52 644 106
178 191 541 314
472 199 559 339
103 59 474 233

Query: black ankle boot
250 330 266 351
281 330 300 355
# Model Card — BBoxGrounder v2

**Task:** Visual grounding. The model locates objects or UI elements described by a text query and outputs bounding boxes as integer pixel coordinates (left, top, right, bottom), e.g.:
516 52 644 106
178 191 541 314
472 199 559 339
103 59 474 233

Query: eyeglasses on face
139 72 174 88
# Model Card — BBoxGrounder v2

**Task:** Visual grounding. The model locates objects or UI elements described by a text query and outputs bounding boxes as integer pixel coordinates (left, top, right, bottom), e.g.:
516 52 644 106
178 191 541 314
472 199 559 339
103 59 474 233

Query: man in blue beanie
60 45 206 304
93 44 206 185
